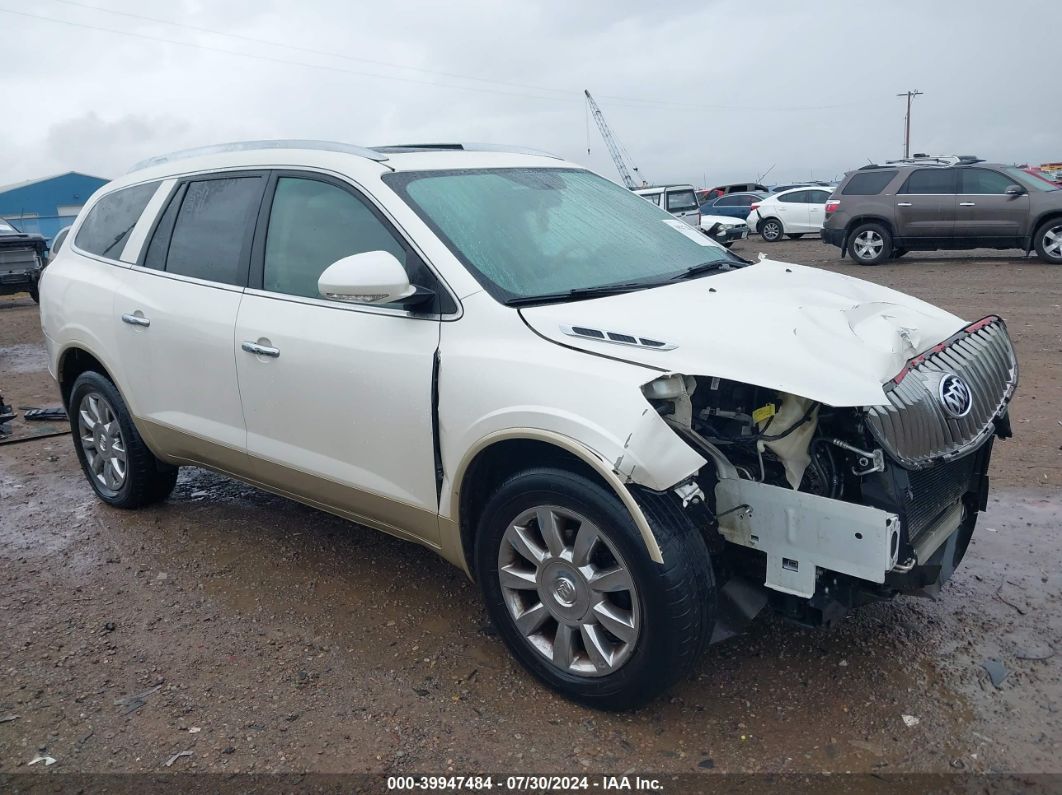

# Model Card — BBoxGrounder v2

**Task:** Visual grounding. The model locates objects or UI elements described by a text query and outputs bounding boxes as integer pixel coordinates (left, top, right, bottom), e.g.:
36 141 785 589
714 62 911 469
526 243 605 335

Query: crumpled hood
520 259 967 407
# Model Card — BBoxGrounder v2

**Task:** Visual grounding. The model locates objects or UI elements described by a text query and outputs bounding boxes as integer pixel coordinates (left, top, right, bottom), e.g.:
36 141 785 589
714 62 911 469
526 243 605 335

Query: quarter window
960 168 1016 194
164 177 264 286
262 177 414 300
842 170 897 195
900 168 958 194
74 181 160 259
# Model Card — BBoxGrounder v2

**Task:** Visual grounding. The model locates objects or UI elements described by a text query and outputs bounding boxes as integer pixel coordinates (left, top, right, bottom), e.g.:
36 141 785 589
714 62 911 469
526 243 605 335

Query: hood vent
561 325 676 351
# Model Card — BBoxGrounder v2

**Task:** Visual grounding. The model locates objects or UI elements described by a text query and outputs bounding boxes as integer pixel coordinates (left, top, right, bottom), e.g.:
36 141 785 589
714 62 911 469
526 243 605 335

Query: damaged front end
643 316 1019 631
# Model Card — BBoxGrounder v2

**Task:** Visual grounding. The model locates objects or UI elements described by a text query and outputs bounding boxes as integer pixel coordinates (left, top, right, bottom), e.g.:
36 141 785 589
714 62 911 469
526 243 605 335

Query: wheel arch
446 430 666 579
759 215 783 234
57 344 117 411
1030 211 1062 251
842 215 896 256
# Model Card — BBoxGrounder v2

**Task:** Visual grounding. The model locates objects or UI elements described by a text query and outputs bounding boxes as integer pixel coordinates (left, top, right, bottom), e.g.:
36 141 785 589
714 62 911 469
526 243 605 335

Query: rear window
74 181 160 259
162 176 264 286
665 189 698 212
842 170 897 195
900 168 957 194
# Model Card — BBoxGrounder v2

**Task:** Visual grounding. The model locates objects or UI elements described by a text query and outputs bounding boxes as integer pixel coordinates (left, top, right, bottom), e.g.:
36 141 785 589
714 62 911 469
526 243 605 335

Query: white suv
40 141 1018 709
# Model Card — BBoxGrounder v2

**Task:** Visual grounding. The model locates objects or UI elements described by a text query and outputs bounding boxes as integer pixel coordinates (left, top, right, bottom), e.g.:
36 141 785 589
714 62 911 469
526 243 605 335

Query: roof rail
370 142 563 159
883 154 984 167
127 139 389 173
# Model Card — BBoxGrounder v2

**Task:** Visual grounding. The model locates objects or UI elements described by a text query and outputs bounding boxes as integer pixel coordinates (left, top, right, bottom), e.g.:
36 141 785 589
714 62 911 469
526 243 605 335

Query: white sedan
746 186 835 242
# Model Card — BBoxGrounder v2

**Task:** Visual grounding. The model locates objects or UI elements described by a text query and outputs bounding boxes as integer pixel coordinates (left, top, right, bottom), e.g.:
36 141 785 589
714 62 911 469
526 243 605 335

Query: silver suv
822 157 1062 265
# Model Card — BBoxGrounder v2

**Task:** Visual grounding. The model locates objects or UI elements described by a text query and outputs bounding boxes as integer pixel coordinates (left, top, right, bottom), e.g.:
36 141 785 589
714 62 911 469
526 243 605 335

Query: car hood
519 259 966 407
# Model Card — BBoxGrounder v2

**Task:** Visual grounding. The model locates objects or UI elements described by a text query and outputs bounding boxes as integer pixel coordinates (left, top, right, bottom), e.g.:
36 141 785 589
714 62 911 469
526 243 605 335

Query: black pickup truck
0 218 47 303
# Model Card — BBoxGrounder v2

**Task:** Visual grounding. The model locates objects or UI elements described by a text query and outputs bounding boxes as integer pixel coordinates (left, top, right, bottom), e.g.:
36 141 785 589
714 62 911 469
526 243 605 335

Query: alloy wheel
1044 224 1062 259
497 505 640 677
853 230 884 260
762 221 782 241
77 392 127 493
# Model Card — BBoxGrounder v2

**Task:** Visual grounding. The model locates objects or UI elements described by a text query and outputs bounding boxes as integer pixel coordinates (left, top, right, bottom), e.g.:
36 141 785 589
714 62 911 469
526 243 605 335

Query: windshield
665 189 698 213
385 168 732 303
1004 167 1058 192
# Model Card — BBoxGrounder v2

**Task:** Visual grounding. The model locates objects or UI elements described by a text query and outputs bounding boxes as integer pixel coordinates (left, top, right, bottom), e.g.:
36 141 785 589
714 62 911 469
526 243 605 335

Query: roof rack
127 139 390 173
370 142 563 159
883 154 984 167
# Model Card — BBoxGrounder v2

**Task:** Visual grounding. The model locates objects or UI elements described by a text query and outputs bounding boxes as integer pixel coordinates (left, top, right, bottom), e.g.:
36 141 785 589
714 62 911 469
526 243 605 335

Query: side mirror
318 251 423 306
1005 184 1026 196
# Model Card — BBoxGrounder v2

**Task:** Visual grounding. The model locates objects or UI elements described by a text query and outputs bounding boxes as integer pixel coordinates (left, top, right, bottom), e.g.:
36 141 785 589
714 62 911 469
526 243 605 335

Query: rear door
896 168 957 241
114 172 266 469
805 188 833 232
233 172 446 544
954 167 1029 244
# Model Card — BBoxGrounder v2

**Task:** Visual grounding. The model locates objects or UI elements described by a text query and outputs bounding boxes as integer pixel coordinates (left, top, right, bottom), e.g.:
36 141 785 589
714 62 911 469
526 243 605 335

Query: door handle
241 340 280 358
959 201 976 207
121 312 150 327
896 202 912 207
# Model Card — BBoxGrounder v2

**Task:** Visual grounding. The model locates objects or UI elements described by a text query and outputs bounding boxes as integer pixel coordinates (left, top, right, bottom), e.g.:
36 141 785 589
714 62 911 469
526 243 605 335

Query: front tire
475 467 714 710
848 222 892 265
760 218 783 242
28 283 40 303
69 371 178 508
1033 219 1062 263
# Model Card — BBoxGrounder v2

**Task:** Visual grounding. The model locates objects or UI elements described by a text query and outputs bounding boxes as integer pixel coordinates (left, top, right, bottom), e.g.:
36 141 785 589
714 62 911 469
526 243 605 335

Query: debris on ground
113 683 163 715
1014 644 1055 661
23 407 67 421
0 714 19 724
982 659 1009 688
28 754 56 766
902 715 920 727
164 750 193 767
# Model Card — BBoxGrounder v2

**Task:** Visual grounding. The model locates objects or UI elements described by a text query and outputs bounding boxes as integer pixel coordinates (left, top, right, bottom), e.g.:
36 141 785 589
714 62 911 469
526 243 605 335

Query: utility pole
896 90 923 158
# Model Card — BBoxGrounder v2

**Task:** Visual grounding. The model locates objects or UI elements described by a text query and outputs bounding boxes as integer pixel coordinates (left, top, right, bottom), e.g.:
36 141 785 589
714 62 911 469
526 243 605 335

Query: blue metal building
0 172 110 244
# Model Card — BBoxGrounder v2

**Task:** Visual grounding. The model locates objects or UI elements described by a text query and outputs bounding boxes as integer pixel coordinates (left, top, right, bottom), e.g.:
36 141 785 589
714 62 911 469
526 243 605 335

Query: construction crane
584 90 647 189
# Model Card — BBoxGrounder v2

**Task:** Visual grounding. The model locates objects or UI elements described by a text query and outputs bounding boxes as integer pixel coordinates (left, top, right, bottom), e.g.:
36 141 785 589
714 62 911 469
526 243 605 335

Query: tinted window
74 181 159 258
263 177 413 300
715 195 740 207
165 177 263 285
51 227 70 253
842 170 897 195
778 190 808 203
901 168 957 194
808 190 832 203
665 189 698 212
961 168 1016 194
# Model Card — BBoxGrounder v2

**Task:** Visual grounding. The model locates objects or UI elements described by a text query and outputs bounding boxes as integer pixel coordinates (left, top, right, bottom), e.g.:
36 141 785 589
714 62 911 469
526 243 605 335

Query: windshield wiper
505 281 650 307
668 260 728 281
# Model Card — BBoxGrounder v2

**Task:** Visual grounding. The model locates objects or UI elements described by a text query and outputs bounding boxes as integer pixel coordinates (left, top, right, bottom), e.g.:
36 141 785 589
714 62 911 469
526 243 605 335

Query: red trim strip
891 315 1001 385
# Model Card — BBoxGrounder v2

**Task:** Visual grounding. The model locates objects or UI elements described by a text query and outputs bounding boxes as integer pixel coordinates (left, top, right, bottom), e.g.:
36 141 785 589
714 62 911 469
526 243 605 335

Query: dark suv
822 158 1062 265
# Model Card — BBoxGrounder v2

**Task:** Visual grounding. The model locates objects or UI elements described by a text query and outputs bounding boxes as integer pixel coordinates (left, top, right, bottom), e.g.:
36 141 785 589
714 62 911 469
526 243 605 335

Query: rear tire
760 218 783 242
69 371 178 508
847 222 892 265
475 467 714 710
28 284 39 303
1033 219 1062 263
786 233 805 240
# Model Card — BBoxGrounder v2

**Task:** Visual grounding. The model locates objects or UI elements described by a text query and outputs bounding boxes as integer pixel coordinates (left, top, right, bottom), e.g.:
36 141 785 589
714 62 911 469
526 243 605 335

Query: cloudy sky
2 0 1060 188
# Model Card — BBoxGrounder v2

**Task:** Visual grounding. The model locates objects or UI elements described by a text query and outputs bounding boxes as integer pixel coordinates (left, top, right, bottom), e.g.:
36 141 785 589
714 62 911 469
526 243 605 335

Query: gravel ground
1 238 1059 779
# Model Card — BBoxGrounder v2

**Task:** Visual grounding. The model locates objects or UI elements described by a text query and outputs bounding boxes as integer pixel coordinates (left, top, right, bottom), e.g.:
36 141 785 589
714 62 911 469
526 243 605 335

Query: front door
954 167 1029 244
114 173 267 471
895 168 957 241
234 173 443 544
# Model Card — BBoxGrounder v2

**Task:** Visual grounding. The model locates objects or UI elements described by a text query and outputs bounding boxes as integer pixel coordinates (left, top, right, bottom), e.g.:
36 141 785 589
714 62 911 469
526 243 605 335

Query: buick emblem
938 374 973 418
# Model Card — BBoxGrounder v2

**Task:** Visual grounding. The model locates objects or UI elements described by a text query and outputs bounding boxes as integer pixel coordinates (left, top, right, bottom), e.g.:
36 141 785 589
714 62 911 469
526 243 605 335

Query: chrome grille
865 318 1018 469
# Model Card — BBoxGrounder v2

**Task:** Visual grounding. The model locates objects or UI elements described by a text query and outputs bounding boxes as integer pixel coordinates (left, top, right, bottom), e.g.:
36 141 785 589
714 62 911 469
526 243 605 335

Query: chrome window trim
125 263 246 294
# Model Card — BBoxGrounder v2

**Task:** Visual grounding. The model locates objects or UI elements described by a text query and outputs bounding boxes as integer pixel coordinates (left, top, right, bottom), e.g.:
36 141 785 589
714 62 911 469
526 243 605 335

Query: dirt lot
1 239 1060 781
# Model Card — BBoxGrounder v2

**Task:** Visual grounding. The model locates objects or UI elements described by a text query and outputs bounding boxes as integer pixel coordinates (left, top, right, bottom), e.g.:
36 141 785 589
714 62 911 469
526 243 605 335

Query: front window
1003 167 1058 192
386 168 733 303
